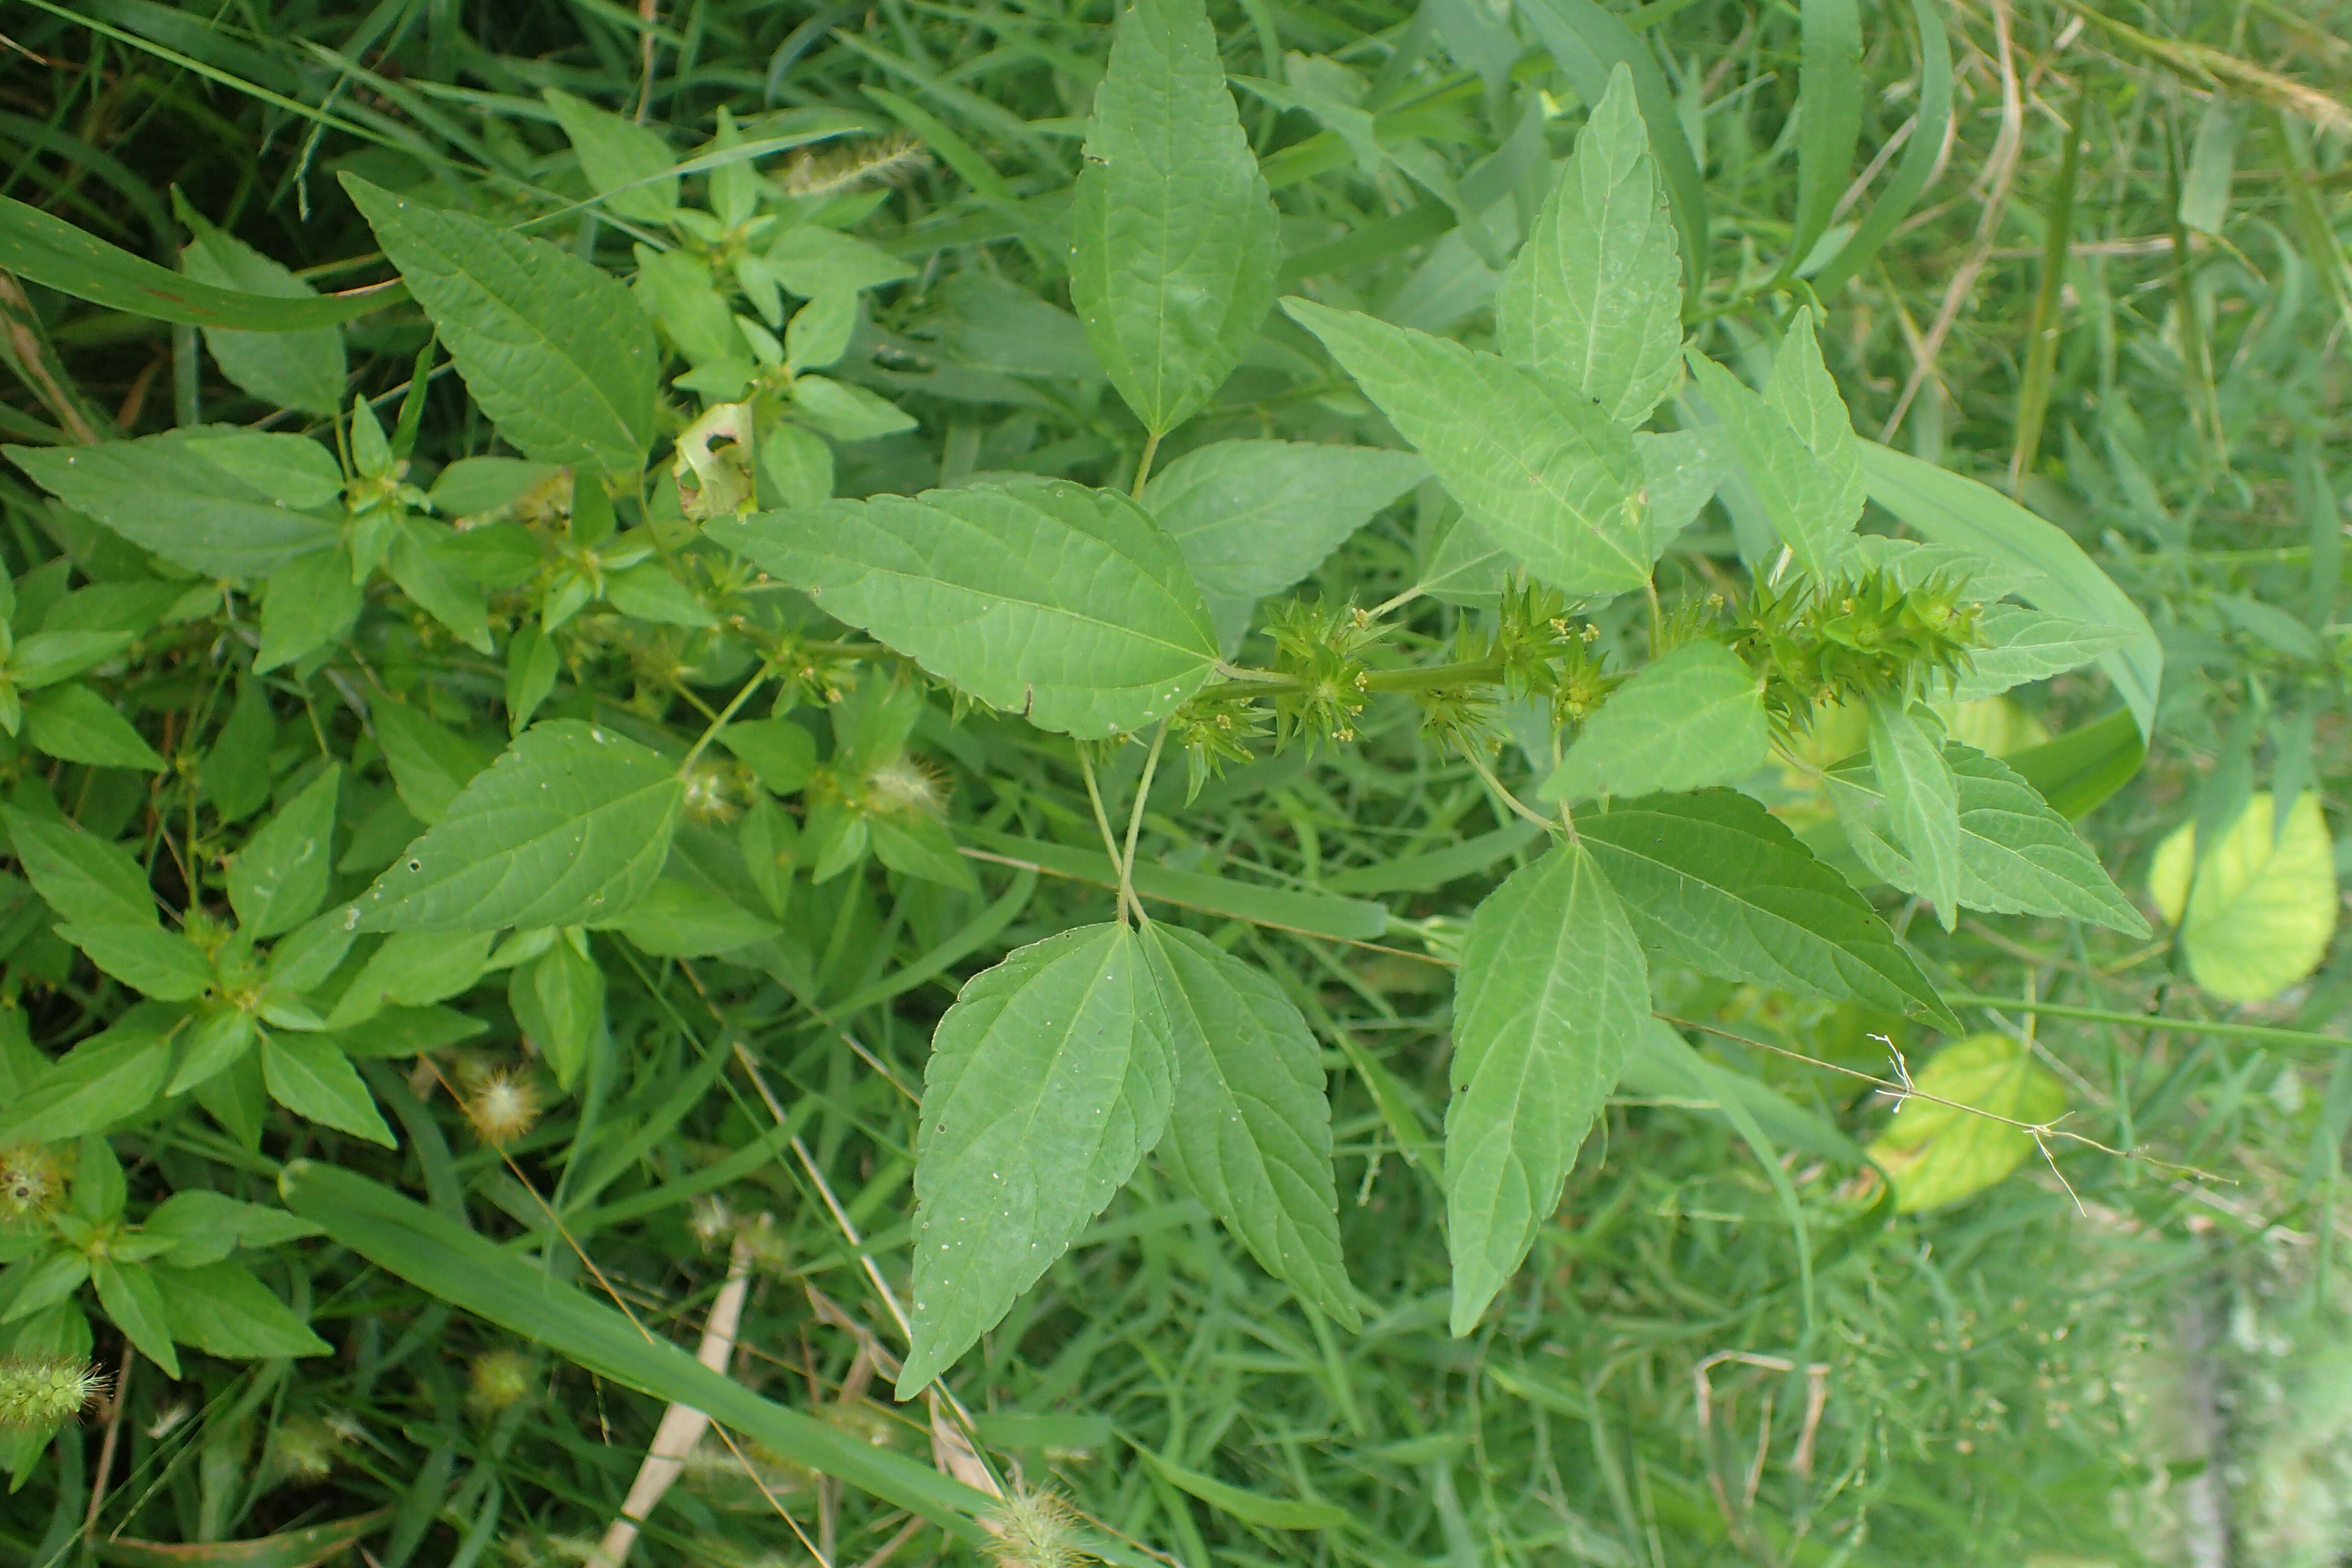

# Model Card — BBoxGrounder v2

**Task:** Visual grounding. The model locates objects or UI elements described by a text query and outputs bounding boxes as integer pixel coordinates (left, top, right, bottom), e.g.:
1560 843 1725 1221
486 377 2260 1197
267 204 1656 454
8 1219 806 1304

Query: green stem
680 660 776 771
1943 992 2351 1054
1206 655 1509 701
1456 742 1556 834
1076 743 1130 926
1132 429 1162 499
1119 724 1169 924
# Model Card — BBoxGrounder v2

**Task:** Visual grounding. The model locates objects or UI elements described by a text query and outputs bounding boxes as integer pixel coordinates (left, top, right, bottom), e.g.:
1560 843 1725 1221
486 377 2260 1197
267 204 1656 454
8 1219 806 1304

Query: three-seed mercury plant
0 0 2157 1507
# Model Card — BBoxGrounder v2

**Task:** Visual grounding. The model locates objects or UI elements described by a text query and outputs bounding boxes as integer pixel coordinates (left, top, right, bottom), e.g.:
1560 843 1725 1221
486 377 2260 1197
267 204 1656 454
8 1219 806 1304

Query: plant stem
1076 743 1130 925
1119 724 1169 924
680 659 776 771
1456 742 1556 834
1942 992 2352 1054
1132 429 1162 498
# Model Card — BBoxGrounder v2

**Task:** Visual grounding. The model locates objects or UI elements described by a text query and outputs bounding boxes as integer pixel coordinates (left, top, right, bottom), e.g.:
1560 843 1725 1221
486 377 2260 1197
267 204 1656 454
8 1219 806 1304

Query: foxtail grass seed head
782 134 928 199
866 752 948 816
983 1482 1093 1568
468 1348 536 1414
266 1414 344 1480
0 1144 66 1218
0 1359 106 1429
462 1067 544 1148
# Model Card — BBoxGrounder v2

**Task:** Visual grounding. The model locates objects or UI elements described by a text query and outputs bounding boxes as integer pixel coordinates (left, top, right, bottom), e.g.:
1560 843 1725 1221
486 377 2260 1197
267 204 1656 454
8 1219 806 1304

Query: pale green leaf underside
1685 349 1860 578
1496 65 1681 426
1578 789 1954 1025
344 174 656 475
1142 923 1357 1329
5 428 340 577
1866 698 1962 923
353 721 684 933
706 478 1218 740
898 924 1174 1395
1950 603 2135 700
1542 641 1766 801
1827 741 2149 935
1446 842 1647 1335
1069 0 1280 435
1143 438 1425 604
1286 297 1649 597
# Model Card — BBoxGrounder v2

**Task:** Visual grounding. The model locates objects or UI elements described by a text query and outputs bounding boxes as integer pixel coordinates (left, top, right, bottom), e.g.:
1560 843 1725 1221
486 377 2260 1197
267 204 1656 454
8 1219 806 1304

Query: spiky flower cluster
1489 576 1621 728
983 1481 1093 1568
0 1358 105 1429
1168 690 1267 801
1263 597 1384 747
0 1144 65 1218
1732 567 1982 728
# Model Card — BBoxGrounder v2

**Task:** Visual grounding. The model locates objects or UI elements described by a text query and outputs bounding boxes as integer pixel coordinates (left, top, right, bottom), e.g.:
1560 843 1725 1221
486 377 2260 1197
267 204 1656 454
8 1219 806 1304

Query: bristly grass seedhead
782 134 929 199
461 1067 544 1148
0 1359 106 1429
983 1481 1093 1568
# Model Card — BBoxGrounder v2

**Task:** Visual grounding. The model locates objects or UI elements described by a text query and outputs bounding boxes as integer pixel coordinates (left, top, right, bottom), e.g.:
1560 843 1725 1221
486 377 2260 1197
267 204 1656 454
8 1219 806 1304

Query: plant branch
1119 724 1169 925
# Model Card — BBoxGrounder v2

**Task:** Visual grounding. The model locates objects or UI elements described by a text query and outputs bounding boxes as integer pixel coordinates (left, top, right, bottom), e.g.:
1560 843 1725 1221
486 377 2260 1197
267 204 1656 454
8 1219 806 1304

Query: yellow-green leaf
1867 1032 2065 1213
2148 792 2337 1004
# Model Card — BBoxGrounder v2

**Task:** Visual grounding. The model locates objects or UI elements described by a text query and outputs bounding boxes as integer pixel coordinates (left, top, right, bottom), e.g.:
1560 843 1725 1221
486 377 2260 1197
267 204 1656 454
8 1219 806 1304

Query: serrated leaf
718 719 816 794
1541 642 1765 802
1826 741 2149 936
22 683 165 771
344 175 656 474
0 1016 174 1144
5 809 155 927
897 923 1174 1395
1866 1033 2065 1213
2149 791 2336 1004
4 428 340 577
1140 923 1357 1328
57 924 214 1000
1142 439 1424 621
229 767 339 939
1866 698 1961 925
545 88 679 223
1950 604 2135 700
153 1260 332 1359
1495 65 1681 425
1759 309 1865 527
352 721 684 933
1579 790 1956 1026
370 700 490 826
257 548 363 673
176 200 346 418
1069 0 1279 435
1284 298 1649 598
1636 428 1728 551
593 879 778 957
706 479 1217 740
261 1032 395 1145
1685 343 1859 578
1446 842 1647 1335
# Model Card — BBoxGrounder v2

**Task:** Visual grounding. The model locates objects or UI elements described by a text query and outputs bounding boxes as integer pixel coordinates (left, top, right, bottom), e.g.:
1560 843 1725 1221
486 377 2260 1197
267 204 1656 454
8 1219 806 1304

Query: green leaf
2149 792 2336 1004
0 193 400 332
706 480 1218 740
370 699 491 826
387 525 494 653
786 289 858 373
1827 740 2149 936
762 225 918 297
6 427 340 578
9 630 133 690
332 1003 485 1058
152 1259 333 1359
325 931 496 1027
92 1258 180 1377
964 827 1388 941
1134 1447 1348 1532
1494 65 1681 425
176 197 347 418
1141 439 1424 640
603 562 715 627
1541 642 1766 802
353 721 684 933
1446 842 1647 1335
1685 339 1861 578
1857 442 2162 738
508 937 604 1088
261 1032 396 1146
343 175 656 474
1579 790 1957 1027
2004 707 2146 820
229 767 339 939
93 1510 388 1568
1866 1033 2065 1213
1620 1019 1865 1165
58 923 215 1000
6 808 156 926
278 1161 994 1540
1069 0 1279 436
0 1016 174 1144
718 718 817 794
1950 604 2135 700
1284 298 1649 597
593 879 778 957
897 923 1175 1395
1865 697 1961 925
22 682 165 771
257 548 364 673
868 812 980 893
143 1190 323 1268
1786 0 1864 276
544 88 679 223
1140 924 1357 1327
